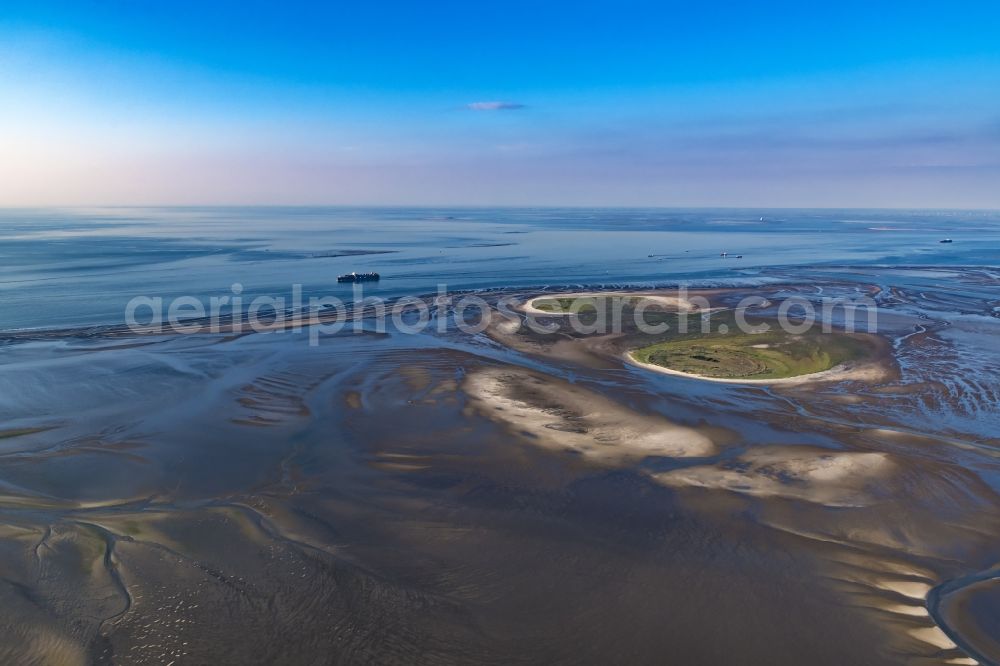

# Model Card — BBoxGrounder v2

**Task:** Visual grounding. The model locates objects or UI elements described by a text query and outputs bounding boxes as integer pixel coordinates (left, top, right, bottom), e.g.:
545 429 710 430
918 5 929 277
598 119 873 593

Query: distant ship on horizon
337 271 381 283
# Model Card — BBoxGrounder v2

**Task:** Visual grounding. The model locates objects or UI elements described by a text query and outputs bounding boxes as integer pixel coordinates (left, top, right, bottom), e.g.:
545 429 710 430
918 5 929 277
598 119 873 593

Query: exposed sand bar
464 366 716 461
521 292 700 316
654 446 894 507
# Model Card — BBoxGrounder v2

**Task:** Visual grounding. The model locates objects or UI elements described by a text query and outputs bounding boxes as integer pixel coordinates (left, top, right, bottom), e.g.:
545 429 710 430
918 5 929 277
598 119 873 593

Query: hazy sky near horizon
2 1 999 207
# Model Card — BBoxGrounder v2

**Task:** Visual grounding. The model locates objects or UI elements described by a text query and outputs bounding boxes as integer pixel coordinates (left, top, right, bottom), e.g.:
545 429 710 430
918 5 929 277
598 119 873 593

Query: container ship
337 271 381 283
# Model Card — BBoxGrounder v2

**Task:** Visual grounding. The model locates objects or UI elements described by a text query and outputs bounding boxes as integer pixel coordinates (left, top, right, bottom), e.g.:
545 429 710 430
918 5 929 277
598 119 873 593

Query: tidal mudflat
1 209 1000 665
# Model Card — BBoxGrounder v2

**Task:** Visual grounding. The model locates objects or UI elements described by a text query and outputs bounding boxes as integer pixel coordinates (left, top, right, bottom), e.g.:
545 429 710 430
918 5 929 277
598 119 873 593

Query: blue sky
1 1 999 206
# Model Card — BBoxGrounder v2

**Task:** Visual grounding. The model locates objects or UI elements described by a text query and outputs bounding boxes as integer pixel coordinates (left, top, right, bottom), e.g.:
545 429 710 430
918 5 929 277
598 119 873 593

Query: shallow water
1 208 999 664
3 207 999 331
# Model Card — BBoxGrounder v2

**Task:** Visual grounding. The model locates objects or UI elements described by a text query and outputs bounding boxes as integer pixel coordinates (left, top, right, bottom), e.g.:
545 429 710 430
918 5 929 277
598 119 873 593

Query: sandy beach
520 291 700 316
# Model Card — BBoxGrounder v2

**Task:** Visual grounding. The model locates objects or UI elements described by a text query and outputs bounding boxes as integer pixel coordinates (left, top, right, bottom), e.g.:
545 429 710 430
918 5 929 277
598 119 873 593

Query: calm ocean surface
1 207 998 331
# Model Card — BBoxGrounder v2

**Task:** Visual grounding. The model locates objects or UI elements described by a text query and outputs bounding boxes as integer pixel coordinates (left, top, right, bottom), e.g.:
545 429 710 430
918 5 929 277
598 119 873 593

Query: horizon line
2 204 999 213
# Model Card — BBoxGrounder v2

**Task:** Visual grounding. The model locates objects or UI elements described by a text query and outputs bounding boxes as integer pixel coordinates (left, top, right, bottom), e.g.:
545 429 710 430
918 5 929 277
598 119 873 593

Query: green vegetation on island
531 296 604 313
631 330 869 380
519 292 878 381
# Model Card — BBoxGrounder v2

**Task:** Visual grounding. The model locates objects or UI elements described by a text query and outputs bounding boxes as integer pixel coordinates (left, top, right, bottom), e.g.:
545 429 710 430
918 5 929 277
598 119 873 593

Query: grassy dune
532 296 605 313
632 330 868 380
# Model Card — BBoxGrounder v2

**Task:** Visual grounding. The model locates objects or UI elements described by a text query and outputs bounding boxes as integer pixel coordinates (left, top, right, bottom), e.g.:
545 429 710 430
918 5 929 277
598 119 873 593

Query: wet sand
1 275 1000 664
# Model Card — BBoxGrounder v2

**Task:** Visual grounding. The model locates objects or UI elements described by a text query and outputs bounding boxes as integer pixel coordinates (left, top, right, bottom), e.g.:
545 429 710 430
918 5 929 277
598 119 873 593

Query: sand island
516 292 885 385
524 292 698 315
628 330 874 383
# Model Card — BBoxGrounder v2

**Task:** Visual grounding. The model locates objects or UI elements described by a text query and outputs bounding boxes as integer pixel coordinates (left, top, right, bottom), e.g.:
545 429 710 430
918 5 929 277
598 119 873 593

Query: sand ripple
464 366 716 462
656 446 893 507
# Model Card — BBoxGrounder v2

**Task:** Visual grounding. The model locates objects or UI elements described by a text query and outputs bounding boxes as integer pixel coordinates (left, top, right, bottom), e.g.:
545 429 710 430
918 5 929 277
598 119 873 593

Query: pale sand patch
375 462 430 472
626 352 888 386
825 551 937 582
883 603 929 617
521 292 699 316
876 579 933 599
908 626 958 650
828 394 866 403
463 366 715 462
654 446 893 507
495 318 522 334
373 452 431 471
13 629 87 666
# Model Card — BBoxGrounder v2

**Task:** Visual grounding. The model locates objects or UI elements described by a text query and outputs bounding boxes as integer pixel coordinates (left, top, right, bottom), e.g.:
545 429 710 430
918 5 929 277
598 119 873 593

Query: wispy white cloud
466 101 525 111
